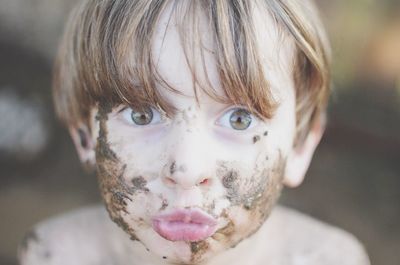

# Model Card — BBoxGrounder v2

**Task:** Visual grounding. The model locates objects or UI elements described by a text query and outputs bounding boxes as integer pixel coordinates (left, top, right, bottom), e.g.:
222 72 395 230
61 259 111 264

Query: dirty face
91 4 296 265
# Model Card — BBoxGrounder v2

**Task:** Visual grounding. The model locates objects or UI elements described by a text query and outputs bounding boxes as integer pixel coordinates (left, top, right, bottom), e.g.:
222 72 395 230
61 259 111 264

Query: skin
18 5 371 264
95 103 288 264
85 3 297 264
15 0 372 261
95 102 288 263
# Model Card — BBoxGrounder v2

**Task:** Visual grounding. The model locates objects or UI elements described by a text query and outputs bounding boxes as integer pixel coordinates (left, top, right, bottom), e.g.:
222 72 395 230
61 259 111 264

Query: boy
19 0 370 264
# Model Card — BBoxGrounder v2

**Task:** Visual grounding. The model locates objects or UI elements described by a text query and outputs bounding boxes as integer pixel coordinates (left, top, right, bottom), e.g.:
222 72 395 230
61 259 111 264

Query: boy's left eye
121 107 163 126
216 107 258 130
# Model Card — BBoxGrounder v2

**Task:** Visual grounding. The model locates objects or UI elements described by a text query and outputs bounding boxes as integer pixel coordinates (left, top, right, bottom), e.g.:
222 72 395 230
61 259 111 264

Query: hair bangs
174 0 278 119
54 0 331 145
54 0 278 126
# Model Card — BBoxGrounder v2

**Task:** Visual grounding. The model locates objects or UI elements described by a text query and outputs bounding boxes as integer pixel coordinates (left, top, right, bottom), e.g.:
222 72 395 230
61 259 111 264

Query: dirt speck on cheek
169 161 176 174
222 171 238 189
131 176 149 192
253 135 261 143
190 241 209 263
178 164 187 173
222 171 240 204
161 199 169 211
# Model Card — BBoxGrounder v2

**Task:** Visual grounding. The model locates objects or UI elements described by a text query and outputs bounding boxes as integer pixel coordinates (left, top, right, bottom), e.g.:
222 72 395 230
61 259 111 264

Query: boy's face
83 6 299 264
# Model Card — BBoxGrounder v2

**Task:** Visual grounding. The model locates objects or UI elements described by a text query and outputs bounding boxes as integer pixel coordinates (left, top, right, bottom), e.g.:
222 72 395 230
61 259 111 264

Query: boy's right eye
120 107 163 126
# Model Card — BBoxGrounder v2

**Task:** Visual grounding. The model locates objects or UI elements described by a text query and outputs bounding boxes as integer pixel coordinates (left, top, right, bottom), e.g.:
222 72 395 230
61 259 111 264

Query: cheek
97 153 168 242
215 151 285 245
106 119 170 175
222 169 269 210
96 118 163 241
96 106 286 261
96 153 139 240
219 148 280 208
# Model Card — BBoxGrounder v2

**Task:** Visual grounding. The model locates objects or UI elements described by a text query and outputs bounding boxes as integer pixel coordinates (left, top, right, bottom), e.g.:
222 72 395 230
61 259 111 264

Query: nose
162 126 214 190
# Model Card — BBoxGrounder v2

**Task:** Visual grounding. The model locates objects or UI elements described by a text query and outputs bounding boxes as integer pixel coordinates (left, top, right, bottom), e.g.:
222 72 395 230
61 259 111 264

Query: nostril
164 177 177 186
198 178 210 186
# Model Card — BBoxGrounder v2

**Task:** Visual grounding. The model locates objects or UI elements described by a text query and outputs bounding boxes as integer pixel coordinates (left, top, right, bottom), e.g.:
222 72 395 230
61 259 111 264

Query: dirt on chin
190 241 210 263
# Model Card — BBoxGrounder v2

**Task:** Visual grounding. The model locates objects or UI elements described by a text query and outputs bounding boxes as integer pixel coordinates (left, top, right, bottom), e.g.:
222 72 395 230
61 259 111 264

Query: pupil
131 108 153 125
229 109 251 130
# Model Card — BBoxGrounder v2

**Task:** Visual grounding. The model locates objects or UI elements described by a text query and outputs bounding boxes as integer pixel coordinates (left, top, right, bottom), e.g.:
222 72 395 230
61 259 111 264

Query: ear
284 114 326 188
68 124 96 169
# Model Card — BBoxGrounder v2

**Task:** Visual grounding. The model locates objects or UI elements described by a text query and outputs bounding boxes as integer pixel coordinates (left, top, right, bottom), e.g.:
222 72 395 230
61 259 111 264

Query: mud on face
94 102 286 263
189 152 286 262
219 151 284 211
95 103 149 241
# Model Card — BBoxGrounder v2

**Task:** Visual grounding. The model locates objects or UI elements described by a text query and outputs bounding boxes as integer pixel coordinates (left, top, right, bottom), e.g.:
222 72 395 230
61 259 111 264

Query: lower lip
152 211 217 242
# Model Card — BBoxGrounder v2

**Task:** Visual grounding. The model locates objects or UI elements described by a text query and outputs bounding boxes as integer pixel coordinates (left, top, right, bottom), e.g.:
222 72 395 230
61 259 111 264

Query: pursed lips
152 208 218 242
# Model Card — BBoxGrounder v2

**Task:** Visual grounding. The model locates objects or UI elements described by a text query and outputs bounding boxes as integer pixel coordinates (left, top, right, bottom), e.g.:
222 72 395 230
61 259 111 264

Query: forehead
151 1 296 106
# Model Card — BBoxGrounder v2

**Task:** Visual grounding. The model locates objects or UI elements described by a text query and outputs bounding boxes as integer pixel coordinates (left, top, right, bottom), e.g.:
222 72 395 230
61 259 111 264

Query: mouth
152 208 218 242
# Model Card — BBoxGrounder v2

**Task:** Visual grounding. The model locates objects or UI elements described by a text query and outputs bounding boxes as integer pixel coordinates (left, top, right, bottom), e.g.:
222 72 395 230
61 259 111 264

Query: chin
119 204 269 264
137 230 225 264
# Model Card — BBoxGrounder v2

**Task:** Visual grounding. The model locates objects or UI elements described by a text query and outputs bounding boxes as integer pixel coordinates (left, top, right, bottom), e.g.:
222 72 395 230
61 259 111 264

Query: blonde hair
53 0 330 146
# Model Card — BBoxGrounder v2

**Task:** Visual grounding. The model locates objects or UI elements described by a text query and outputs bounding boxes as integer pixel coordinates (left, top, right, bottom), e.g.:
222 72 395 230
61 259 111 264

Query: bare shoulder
18 205 128 265
268 206 371 265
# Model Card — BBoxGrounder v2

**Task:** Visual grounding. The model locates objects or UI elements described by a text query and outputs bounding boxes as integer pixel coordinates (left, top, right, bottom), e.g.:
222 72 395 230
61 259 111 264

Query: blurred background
0 0 399 264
